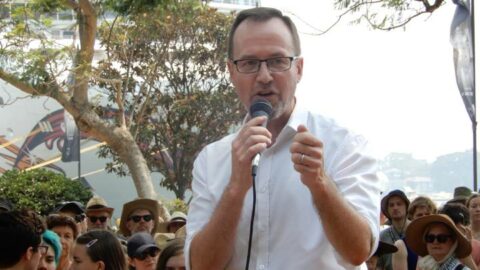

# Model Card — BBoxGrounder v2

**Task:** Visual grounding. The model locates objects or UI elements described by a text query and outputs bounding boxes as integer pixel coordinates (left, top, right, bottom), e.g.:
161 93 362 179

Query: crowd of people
0 196 187 270
368 186 480 270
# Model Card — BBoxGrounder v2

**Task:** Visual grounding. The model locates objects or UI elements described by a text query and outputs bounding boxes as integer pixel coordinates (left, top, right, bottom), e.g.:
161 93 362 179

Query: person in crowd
47 214 78 270
127 232 160 270
186 6 380 269
38 230 62 270
72 230 127 270
468 194 480 241
154 233 175 252
392 195 437 270
85 196 114 231
54 201 87 235
406 214 472 270
156 238 185 270
119 198 161 237
440 203 480 269
0 197 14 213
448 186 473 206
365 241 398 270
0 210 46 270
159 212 186 234
378 189 410 270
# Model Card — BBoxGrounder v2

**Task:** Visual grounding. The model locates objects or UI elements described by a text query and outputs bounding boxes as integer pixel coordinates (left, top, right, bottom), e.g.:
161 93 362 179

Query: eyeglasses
135 248 159 260
231 56 298 74
75 213 86 223
88 216 108 223
424 234 453 244
128 214 153 223
37 245 49 256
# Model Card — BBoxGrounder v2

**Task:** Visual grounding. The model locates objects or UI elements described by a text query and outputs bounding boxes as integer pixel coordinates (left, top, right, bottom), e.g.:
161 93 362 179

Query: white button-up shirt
186 104 380 270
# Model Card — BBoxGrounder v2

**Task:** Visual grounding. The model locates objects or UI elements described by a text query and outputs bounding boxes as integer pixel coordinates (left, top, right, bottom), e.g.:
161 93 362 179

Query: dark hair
0 210 45 268
440 203 470 226
156 238 185 270
76 230 127 270
227 7 301 59
46 214 78 239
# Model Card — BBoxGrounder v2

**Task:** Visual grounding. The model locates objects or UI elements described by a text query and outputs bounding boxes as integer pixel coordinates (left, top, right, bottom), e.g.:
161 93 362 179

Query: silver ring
300 153 305 164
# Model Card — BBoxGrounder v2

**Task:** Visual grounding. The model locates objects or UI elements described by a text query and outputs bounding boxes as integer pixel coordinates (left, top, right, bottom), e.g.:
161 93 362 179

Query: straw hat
405 214 471 258
119 198 160 237
381 190 410 219
158 211 187 233
85 196 114 216
154 232 175 250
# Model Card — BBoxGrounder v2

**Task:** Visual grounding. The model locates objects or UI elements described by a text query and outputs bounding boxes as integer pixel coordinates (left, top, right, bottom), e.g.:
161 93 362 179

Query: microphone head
249 98 273 119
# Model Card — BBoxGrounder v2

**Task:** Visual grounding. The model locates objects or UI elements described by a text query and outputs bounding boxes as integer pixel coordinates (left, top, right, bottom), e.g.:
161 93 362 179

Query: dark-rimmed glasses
424 234 452 244
231 56 298 74
135 248 159 260
128 214 153 223
75 213 86 223
88 216 108 223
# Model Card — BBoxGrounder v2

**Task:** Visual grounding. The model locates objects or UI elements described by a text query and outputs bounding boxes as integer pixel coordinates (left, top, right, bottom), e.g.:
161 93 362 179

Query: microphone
249 98 273 175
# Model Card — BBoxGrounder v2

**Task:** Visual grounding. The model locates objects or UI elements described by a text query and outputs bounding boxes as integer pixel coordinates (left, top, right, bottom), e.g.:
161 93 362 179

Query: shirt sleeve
184 147 215 270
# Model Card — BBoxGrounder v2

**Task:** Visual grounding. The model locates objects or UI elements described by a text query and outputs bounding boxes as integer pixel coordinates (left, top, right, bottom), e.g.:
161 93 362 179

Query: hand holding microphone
229 99 272 192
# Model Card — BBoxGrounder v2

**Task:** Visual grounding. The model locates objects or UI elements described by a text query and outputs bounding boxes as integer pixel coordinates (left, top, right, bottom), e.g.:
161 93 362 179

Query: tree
95 1 242 199
0 168 92 215
0 1 241 203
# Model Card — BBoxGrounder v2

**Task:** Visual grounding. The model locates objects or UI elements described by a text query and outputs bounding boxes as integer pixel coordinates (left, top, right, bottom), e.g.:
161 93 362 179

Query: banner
451 0 476 122
61 110 80 162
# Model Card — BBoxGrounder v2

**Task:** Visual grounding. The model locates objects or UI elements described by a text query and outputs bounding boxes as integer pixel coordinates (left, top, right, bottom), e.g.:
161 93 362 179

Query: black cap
127 232 159 258
54 201 85 215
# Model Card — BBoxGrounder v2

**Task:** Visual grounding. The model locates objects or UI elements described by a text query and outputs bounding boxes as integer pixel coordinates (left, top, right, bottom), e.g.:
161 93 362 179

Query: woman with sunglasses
406 214 472 270
127 232 161 270
72 230 126 270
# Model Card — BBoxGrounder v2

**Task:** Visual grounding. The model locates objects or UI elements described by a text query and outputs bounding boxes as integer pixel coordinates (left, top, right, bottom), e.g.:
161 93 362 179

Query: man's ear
24 246 35 261
98 260 106 270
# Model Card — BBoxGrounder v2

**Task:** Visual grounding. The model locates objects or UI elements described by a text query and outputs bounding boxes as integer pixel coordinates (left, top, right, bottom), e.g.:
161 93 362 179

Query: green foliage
96 1 243 199
105 0 176 15
164 198 189 214
0 169 92 215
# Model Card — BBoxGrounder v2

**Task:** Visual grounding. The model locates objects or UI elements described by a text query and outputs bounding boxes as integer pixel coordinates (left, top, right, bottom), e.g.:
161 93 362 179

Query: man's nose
256 62 273 83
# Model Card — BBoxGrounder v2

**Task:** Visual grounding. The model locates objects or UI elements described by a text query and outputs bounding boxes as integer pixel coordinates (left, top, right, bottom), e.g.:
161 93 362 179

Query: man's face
227 18 303 121
25 246 43 270
412 205 431 220
126 209 155 235
387 196 407 221
87 210 111 230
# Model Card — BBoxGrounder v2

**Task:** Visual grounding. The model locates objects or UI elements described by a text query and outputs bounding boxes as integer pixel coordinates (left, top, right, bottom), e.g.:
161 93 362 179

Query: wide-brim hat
374 241 398 257
158 211 187 233
120 198 160 237
448 186 472 204
405 214 471 258
85 196 114 216
381 190 410 219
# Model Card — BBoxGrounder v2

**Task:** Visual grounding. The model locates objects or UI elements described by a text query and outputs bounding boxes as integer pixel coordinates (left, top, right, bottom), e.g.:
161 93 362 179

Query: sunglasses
136 248 159 260
88 216 108 223
425 234 453 244
128 214 153 223
75 214 86 223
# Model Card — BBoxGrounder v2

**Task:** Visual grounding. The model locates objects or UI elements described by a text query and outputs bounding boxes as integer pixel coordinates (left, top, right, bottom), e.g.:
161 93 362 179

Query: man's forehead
388 196 406 204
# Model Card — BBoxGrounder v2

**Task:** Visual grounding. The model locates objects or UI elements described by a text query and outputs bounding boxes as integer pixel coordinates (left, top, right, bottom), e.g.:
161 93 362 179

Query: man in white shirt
186 7 381 270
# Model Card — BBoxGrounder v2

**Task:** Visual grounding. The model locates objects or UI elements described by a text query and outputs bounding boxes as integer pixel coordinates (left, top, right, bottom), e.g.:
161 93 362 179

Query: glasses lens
236 59 259 73
75 214 85 223
425 234 451 243
131 216 141 222
137 248 158 260
143 215 153 222
267 57 291 72
89 216 108 223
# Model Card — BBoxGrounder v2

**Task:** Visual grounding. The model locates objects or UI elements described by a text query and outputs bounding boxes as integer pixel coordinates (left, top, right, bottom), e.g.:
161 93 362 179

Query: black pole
471 0 477 191
78 128 81 180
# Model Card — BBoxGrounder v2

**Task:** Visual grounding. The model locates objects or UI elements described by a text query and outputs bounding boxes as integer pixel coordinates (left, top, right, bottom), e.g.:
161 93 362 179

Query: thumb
297 124 308 133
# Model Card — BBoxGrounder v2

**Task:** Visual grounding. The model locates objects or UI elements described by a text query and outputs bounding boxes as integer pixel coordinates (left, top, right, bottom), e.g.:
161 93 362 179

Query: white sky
261 0 476 162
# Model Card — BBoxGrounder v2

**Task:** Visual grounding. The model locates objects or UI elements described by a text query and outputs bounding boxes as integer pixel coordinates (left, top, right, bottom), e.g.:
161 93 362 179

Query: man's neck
391 218 408 233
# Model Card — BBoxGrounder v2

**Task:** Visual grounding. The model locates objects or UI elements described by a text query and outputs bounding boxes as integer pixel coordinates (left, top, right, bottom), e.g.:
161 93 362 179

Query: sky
261 0 476 162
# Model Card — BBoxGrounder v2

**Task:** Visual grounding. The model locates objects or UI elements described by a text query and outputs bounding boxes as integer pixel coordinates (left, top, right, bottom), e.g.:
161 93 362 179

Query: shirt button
260 185 267 193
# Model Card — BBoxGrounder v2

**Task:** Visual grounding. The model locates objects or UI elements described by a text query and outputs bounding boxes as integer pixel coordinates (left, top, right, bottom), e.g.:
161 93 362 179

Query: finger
297 124 308 133
290 142 322 160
